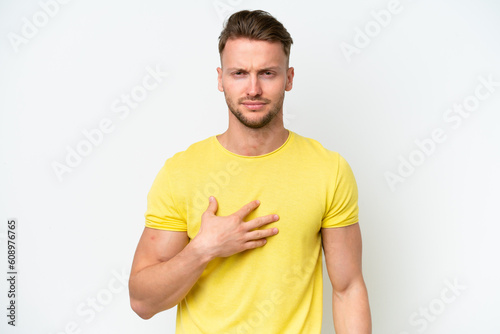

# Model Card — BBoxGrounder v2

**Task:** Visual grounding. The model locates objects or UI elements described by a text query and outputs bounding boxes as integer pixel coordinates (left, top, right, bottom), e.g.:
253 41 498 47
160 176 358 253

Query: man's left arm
322 222 372 334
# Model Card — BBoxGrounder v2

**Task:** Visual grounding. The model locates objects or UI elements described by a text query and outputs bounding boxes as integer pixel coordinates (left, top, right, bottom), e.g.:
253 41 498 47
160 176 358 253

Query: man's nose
246 74 262 97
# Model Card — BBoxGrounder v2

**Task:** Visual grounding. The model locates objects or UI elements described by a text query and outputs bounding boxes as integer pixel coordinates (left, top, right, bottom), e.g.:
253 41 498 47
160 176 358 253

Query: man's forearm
332 278 372 334
129 240 211 319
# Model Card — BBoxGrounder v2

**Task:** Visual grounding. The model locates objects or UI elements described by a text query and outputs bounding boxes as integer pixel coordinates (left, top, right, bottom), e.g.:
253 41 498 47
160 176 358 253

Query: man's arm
128 227 206 319
322 222 371 334
128 197 279 319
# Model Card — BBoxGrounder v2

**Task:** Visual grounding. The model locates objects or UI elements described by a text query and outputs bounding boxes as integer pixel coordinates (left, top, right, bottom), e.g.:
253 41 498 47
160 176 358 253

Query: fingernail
274 214 279 220
256 200 260 204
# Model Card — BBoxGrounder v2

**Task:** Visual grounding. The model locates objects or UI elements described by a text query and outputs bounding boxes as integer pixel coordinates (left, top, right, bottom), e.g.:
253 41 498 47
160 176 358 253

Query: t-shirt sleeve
144 161 187 231
321 153 359 228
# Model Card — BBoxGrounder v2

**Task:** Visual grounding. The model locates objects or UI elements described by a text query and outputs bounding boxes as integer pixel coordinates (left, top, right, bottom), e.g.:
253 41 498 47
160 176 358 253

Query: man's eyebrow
225 66 282 72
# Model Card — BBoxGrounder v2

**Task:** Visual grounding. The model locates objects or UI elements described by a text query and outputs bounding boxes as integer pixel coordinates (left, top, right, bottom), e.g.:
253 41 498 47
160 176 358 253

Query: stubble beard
225 91 285 129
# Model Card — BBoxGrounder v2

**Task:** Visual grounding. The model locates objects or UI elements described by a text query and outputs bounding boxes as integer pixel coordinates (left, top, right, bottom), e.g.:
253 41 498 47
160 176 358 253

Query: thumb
206 196 218 214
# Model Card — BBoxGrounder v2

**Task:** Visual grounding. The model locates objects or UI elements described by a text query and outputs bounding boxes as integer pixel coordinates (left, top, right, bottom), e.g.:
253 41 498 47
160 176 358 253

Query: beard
224 91 285 129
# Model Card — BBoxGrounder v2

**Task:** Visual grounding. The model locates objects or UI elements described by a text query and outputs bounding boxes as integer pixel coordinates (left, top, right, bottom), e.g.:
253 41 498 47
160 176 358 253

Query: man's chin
235 114 268 129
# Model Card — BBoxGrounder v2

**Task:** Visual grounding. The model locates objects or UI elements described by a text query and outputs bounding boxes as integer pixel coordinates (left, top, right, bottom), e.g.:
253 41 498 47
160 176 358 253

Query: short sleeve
321 154 359 228
144 161 187 231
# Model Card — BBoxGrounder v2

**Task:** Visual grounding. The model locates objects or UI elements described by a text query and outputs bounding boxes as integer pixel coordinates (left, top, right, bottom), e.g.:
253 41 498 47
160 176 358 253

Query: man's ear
217 67 224 92
285 67 294 91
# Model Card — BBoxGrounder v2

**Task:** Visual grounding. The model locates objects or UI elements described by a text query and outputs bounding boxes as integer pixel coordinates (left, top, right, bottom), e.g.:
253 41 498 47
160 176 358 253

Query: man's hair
218 10 293 64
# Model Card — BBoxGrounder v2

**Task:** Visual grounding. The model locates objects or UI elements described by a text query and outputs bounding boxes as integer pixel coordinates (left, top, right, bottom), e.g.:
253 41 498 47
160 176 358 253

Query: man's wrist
187 235 216 264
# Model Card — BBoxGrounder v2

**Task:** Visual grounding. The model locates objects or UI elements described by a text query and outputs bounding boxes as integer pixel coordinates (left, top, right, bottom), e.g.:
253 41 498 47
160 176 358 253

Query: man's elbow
129 293 177 319
130 298 155 320
332 275 367 298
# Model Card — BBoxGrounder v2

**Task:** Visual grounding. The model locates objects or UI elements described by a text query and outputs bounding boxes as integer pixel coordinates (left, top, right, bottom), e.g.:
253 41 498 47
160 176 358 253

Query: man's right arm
128 196 279 319
128 227 209 319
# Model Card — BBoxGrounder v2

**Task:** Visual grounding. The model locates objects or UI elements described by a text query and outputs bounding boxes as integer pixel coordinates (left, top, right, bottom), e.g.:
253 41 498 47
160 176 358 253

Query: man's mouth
241 101 267 110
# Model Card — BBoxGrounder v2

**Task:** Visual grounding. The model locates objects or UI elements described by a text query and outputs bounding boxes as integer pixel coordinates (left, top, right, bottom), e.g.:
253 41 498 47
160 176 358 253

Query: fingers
245 213 279 230
245 227 279 242
205 196 218 215
207 197 279 232
243 214 279 248
232 200 261 220
243 239 269 250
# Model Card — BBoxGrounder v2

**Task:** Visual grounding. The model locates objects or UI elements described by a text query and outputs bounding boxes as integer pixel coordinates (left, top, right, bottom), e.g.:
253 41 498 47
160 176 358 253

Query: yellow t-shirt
145 130 359 333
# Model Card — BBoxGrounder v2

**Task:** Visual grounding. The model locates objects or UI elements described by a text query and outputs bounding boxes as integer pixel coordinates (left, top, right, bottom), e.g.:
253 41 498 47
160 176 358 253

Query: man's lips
241 101 267 110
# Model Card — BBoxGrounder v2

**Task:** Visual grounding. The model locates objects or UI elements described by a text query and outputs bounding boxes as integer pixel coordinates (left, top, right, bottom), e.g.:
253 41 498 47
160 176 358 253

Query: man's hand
129 196 279 318
192 196 279 259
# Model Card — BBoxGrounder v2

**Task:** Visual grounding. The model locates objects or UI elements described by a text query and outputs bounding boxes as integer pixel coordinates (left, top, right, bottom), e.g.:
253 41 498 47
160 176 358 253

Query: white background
1 0 499 333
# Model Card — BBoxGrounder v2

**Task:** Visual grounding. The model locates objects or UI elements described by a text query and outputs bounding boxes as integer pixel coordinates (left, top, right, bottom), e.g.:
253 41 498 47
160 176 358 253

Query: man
129 9 371 333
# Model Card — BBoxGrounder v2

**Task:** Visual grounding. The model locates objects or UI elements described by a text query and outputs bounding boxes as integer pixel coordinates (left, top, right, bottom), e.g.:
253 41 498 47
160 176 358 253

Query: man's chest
180 162 329 241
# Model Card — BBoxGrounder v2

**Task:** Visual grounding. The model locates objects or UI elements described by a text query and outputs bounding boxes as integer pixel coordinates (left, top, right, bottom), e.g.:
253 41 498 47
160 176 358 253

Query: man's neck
216 127 290 157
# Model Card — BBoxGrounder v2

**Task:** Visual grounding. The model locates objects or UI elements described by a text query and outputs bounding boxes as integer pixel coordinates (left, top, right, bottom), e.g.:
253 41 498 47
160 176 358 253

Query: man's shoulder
292 131 341 161
161 135 215 169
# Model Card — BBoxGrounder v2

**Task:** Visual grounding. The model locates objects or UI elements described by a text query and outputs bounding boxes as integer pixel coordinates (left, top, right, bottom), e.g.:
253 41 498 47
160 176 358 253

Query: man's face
217 38 294 129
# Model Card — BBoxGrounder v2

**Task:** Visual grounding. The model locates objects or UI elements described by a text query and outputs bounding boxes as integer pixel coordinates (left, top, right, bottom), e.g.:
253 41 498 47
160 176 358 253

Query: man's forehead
221 38 286 68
